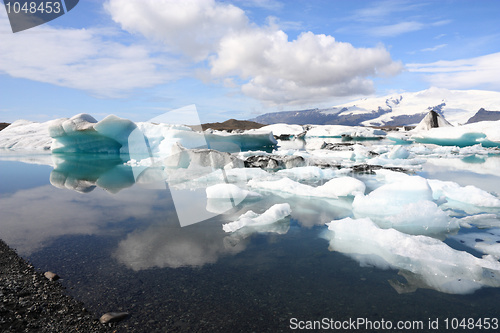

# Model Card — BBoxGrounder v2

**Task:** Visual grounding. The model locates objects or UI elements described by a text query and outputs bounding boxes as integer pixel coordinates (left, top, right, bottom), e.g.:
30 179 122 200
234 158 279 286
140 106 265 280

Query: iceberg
350 175 458 235
205 184 262 214
305 125 386 140
2 112 277 154
325 217 500 294
413 110 453 131
248 176 365 199
412 120 500 147
222 203 291 233
0 119 54 150
353 175 433 217
258 123 305 137
428 179 500 211
206 183 262 200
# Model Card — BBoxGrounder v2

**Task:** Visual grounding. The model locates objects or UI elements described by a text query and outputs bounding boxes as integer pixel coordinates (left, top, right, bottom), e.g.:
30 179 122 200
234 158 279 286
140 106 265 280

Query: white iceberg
248 176 365 199
2 113 277 155
222 203 291 233
206 183 262 200
258 123 305 137
305 125 386 139
428 179 500 208
0 119 54 150
325 217 500 294
351 175 458 234
412 120 500 147
353 175 433 217
205 184 262 214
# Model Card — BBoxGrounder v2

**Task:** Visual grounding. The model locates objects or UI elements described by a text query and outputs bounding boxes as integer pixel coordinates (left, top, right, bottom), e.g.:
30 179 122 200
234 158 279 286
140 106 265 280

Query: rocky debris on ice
413 110 453 131
243 154 306 170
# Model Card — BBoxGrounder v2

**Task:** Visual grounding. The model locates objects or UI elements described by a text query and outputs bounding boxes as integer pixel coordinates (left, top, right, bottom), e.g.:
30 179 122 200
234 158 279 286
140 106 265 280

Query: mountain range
250 87 500 127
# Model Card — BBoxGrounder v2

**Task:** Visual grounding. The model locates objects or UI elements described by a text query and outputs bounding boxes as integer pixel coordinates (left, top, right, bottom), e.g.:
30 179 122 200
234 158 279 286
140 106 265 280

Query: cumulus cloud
105 0 248 61
106 0 402 106
0 10 176 98
1 0 403 106
211 29 403 106
407 52 500 90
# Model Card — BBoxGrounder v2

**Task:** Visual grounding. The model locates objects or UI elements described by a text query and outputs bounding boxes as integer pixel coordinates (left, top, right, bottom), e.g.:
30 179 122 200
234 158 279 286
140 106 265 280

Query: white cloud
105 0 248 61
352 0 427 23
407 52 500 90
234 0 284 11
421 44 447 52
0 0 403 107
211 29 403 106
370 21 424 37
105 0 403 106
0 11 177 98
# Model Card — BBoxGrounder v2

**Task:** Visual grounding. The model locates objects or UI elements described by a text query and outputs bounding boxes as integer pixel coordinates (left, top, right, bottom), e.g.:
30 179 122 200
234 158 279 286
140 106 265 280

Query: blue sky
1 0 499 123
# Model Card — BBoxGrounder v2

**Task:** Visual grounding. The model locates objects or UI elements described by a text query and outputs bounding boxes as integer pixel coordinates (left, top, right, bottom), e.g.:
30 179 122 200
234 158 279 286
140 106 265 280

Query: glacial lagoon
2 139 500 332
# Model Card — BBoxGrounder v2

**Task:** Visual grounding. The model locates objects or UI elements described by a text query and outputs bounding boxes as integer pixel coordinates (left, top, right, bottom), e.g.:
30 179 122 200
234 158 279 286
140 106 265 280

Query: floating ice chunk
315 177 366 197
165 143 244 170
258 124 305 137
248 176 365 198
412 120 500 147
384 200 458 235
388 145 410 159
206 184 262 200
325 217 500 294
354 174 456 235
50 114 126 154
458 214 500 229
0 119 54 150
248 178 319 198
353 175 433 217
222 203 291 233
276 166 342 181
305 125 386 139
428 179 500 208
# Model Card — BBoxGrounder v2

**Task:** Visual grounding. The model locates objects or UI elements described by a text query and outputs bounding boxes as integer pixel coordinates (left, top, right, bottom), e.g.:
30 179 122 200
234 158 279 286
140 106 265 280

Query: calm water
1 151 500 332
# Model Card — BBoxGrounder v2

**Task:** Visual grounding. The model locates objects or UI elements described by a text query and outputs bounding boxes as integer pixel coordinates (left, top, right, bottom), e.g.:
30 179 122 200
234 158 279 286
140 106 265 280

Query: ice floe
248 176 365 199
222 203 291 233
325 217 500 294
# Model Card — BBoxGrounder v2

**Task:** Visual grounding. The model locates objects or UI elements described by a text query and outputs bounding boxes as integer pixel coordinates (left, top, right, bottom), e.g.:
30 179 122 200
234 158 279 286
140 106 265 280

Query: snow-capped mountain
251 87 500 127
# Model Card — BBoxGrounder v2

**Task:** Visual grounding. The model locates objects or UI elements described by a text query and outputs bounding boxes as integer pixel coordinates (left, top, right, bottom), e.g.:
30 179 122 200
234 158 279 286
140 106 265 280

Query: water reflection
50 154 132 193
0 182 162 255
49 153 254 226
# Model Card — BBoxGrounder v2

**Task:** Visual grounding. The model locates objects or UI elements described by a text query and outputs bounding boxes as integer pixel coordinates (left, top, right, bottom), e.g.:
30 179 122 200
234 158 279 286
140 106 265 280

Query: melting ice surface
2 115 500 330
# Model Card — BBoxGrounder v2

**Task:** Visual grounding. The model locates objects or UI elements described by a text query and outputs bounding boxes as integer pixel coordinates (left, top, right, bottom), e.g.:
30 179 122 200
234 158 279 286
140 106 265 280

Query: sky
0 0 499 123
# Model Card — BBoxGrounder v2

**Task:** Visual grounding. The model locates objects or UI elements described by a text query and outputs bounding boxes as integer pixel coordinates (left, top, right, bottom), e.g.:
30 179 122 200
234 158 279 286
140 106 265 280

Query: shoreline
0 238 114 332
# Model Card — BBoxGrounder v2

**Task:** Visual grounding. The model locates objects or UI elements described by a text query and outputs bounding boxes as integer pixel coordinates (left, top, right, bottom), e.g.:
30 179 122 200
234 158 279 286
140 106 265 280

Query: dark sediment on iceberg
0 239 113 332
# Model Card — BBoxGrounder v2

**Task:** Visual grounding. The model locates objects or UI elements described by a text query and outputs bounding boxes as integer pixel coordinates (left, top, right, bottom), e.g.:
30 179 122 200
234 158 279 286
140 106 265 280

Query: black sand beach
0 239 113 332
